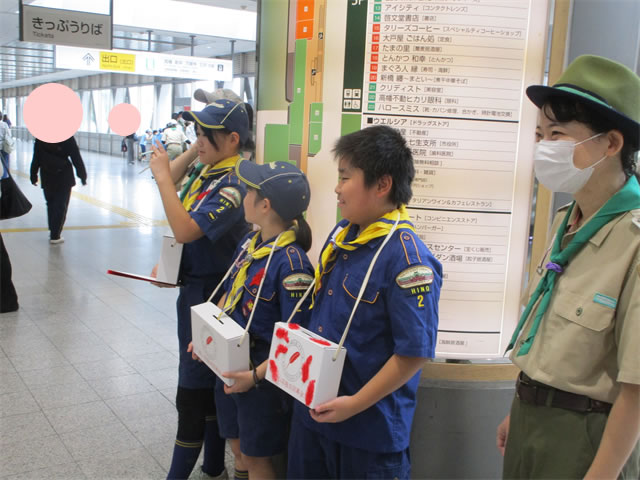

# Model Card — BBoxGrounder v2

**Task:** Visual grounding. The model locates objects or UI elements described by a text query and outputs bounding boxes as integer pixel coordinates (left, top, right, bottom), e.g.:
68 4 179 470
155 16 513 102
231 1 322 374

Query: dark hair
252 188 312 252
332 125 415 206
244 103 254 130
543 99 639 180
196 124 256 153
153 130 158 134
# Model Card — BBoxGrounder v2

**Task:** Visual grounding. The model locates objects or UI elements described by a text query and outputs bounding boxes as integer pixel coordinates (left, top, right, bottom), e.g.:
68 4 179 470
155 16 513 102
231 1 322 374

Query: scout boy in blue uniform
287 125 442 479
149 100 252 479
190 161 314 480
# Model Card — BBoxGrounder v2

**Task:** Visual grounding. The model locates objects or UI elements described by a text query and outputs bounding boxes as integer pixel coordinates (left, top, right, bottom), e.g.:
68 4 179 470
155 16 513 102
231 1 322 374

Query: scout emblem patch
219 187 242 208
283 273 313 290
283 273 313 298
396 265 433 295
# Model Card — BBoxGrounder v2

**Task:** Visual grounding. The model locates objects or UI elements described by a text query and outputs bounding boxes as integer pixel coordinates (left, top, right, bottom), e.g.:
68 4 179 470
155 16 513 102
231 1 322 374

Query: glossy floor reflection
0 139 233 479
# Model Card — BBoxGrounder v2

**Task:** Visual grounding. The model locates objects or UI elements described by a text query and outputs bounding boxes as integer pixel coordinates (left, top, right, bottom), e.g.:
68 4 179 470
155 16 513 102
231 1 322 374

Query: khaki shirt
162 127 187 146
511 205 640 403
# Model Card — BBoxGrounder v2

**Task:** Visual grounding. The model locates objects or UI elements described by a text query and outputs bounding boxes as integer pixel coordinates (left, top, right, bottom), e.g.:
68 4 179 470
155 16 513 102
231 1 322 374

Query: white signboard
55 45 233 81
21 5 111 49
328 0 550 357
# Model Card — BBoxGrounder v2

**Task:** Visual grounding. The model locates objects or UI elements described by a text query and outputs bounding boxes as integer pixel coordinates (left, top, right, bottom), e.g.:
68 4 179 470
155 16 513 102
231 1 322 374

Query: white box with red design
191 302 250 386
266 321 347 409
156 235 183 284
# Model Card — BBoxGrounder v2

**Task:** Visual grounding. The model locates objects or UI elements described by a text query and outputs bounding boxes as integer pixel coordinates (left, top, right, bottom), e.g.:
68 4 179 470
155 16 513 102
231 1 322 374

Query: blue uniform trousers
287 417 411 479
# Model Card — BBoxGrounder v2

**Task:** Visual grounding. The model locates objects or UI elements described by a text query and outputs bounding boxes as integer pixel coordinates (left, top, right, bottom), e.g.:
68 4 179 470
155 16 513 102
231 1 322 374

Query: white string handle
191 171 231 212
238 230 287 346
333 212 401 361
205 243 250 306
284 278 316 324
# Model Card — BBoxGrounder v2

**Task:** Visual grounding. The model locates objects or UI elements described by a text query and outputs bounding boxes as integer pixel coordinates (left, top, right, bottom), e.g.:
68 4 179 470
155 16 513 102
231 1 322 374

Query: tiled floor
1 140 233 479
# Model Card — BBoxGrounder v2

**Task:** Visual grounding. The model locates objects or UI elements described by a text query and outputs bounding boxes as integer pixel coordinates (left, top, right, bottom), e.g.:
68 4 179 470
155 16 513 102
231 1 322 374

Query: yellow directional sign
99 51 135 72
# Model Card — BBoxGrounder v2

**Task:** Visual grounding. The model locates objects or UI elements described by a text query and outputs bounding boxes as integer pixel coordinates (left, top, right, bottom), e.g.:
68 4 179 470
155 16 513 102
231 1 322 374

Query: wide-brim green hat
526 55 640 146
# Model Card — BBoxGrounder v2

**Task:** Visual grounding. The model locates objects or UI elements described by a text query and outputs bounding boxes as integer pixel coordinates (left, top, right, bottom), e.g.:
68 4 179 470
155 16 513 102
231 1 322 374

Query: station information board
341 0 550 357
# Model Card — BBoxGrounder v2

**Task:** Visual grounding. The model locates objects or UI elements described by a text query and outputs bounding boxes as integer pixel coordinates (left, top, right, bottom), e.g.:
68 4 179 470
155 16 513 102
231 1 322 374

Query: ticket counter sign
21 5 112 49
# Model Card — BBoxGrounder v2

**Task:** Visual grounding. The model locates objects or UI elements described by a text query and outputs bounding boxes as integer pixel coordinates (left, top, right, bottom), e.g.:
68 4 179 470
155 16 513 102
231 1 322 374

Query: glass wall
1 77 255 139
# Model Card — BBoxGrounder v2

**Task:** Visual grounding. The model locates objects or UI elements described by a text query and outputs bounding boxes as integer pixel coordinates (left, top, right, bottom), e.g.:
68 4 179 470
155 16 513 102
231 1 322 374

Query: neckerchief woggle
223 229 297 314
507 175 640 356
181 155 240 212
313 205 415 299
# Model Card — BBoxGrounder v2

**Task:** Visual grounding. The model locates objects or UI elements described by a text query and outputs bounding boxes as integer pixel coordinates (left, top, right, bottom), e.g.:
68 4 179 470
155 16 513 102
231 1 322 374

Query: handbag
0 171 32 220
2 134 15 154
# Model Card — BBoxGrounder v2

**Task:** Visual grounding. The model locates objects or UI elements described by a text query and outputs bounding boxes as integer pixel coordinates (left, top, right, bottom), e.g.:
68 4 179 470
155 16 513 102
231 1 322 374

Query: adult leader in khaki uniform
497 55 640 479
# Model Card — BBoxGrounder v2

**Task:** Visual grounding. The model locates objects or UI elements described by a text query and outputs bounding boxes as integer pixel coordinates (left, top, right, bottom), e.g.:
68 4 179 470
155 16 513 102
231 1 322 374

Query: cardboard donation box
191 302 250 386
266 322 347 409
156 235 183 284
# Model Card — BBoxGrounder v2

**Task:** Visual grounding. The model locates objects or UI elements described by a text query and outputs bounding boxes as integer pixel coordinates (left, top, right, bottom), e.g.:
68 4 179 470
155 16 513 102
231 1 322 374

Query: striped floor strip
6 169 168 232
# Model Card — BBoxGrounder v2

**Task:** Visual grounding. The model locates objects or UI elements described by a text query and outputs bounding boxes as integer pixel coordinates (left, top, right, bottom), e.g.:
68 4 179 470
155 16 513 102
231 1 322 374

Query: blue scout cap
236 160 311 221
182 99 250 143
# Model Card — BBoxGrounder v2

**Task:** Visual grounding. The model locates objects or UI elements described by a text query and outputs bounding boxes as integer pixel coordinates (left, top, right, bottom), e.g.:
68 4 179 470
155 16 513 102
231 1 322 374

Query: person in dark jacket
0 157 18 312
30 136 87 244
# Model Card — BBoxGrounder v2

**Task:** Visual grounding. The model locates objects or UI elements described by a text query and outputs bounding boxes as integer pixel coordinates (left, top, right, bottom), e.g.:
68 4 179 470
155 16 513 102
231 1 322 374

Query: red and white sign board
266 322 347 409
191 302 250 386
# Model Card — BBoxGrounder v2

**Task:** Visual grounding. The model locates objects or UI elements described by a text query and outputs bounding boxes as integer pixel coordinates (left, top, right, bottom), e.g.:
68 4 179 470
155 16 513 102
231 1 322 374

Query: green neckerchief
179 163 205 202
507 175 640 356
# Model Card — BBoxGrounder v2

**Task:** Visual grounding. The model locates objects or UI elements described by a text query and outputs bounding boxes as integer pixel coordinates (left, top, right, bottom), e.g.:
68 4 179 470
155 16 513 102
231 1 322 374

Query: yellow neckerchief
182 155 240 212
313 205 415 296
223 229 298 314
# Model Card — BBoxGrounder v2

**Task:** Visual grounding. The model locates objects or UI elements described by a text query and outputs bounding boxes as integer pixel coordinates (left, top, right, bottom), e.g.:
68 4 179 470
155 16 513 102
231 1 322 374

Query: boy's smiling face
335 156 382 229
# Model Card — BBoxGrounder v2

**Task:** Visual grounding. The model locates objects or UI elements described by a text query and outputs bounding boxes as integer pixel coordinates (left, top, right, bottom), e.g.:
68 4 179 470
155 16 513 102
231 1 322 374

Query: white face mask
533 133 607 194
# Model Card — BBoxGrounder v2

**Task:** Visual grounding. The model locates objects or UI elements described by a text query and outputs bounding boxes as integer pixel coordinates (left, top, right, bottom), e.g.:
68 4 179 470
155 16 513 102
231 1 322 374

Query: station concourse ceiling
0 0 257 87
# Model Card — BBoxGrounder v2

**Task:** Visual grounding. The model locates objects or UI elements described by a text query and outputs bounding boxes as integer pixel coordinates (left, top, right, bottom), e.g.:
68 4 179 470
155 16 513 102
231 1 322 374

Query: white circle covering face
281 337 304 382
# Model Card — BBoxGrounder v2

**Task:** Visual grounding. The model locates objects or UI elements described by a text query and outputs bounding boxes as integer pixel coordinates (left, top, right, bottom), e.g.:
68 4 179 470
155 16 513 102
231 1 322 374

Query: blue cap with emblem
182 99 250 143
236 160 311 221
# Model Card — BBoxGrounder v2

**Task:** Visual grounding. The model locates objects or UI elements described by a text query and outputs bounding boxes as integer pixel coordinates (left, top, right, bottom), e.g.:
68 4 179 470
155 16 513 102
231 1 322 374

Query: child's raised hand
149 140 170 181
309 395 359 423
222 370 254 394
187 342 201 362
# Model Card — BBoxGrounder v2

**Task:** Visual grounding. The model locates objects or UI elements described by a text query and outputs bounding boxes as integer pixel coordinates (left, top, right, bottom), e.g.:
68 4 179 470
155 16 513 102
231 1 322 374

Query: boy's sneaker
50 237 64 244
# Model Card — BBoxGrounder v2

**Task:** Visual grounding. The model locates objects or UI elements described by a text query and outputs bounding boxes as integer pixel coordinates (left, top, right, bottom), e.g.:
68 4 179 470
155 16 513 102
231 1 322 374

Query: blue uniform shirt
295 219 442 452
177 168 249 389
180 172 248 281
223 231 314 365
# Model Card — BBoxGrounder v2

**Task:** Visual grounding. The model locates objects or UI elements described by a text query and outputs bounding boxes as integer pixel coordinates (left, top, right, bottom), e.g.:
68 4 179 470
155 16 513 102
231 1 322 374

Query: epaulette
397 229 423 266
284 244 305 271
631 209 640 231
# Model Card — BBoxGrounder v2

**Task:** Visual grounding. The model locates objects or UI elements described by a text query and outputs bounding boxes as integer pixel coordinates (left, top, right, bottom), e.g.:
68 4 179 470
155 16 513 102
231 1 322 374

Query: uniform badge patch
593 293 617 309
283 273 313 291
219 187 242 208
242 298 255 317
396 266 433 289
249 268 265 287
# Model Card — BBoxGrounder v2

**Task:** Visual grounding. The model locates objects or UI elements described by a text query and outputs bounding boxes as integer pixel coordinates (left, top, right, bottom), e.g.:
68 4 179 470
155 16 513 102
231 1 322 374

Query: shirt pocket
538 289 616 375
552 290 615 332
341 273 381 305
242 281 276 303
